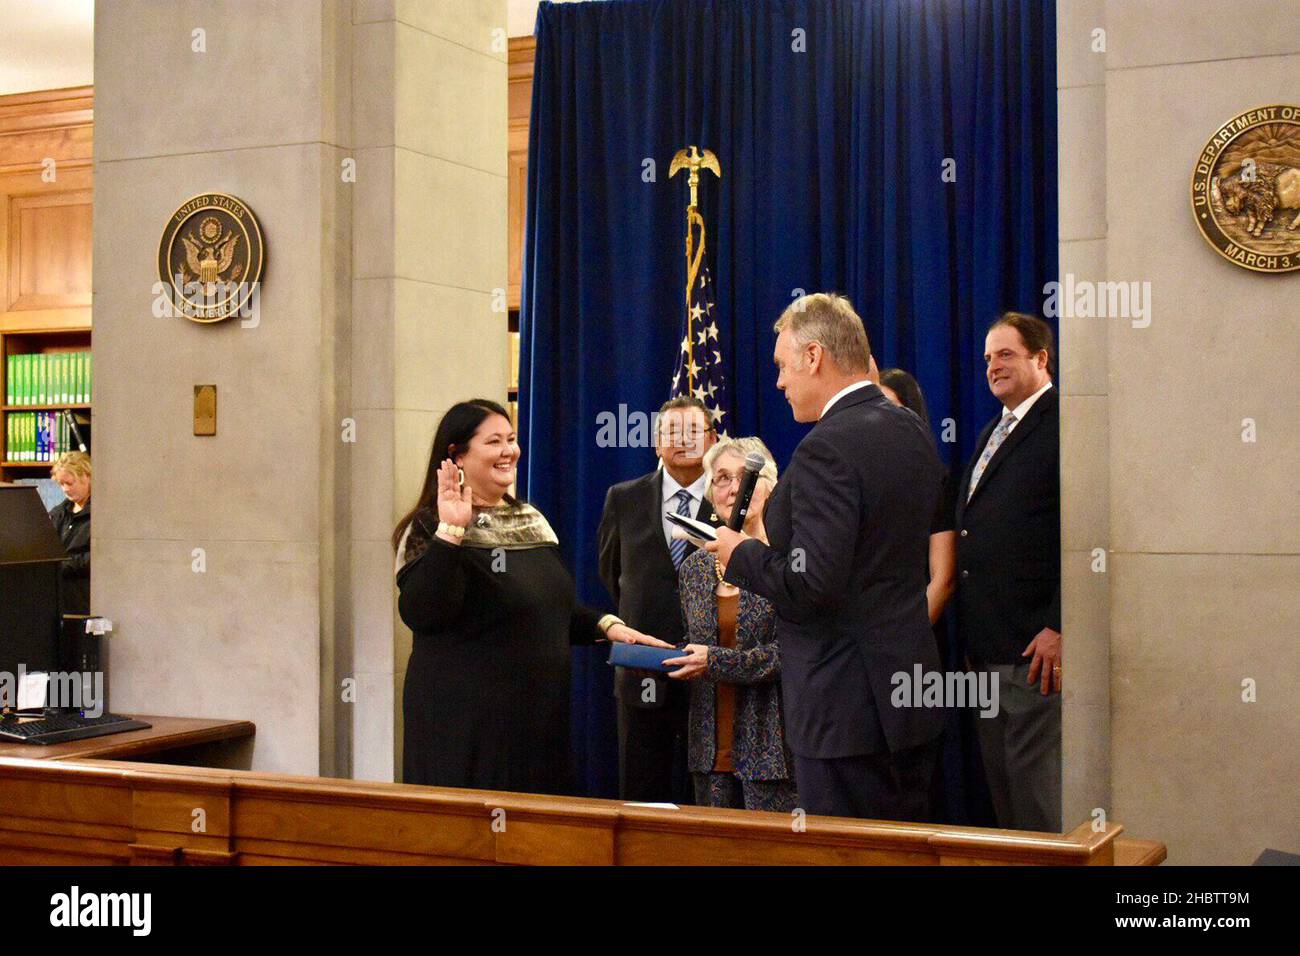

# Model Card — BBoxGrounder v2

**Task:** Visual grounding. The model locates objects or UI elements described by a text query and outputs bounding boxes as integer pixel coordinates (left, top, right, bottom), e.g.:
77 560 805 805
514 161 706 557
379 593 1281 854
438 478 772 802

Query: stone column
1056 0 1112 831
91 0 508 780
92 0 353 774
1101 0 1300 864
349 0 508 781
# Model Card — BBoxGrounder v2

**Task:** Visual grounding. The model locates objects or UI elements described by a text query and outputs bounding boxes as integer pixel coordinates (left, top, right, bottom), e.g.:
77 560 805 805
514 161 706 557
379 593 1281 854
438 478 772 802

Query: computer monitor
0 485 67 684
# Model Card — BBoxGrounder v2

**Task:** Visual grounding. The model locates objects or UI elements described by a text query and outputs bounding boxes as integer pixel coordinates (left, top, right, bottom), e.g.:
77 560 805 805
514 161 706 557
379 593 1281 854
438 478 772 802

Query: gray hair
774 292 872 374
703 436 779 504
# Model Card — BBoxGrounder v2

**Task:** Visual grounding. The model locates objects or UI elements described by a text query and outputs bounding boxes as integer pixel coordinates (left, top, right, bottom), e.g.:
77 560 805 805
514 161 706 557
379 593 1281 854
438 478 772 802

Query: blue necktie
668 489 693 569
967 411 1016 502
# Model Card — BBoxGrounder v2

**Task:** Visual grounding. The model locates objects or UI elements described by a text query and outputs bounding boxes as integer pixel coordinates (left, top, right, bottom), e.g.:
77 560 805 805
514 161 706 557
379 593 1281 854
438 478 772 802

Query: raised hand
436 458 473 532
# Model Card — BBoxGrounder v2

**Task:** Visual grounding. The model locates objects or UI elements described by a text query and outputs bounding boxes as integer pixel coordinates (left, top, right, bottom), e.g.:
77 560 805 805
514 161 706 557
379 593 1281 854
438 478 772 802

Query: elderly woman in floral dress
664 437 797 812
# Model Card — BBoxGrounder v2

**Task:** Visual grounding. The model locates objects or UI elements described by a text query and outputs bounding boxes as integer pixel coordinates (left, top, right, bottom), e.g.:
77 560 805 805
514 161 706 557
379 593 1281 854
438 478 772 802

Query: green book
76 352 86 403
14 355 23 406
5 355 11 405
86 352 92 403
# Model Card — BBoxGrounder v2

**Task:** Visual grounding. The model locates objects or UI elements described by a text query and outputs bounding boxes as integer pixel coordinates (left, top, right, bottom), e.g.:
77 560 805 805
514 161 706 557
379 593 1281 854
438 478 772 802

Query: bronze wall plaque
1191 105 1300 273
159 192 266 321
194 384 217 436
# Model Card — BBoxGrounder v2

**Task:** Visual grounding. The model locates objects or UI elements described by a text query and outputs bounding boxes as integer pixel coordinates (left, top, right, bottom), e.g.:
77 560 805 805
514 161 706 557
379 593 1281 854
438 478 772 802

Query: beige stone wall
1059 0 1300 863
350 0 508 781
1057 0 1111 832
92 0 507 779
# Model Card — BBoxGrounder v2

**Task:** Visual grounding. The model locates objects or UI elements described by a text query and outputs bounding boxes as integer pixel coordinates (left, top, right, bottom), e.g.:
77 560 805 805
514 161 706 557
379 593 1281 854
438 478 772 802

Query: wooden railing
0 755 1164 866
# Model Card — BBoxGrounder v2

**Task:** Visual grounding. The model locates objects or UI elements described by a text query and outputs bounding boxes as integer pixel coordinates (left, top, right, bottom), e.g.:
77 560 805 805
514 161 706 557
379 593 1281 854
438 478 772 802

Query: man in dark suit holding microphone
708 293 944 821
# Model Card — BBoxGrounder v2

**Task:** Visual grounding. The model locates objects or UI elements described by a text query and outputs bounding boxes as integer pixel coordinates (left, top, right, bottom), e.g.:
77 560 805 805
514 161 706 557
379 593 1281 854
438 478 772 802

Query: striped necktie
668 489 693 569
966 411 1016 502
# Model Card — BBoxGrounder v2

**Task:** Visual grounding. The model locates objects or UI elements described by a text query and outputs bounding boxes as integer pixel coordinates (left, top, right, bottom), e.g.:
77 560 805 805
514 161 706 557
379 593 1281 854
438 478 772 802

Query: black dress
929 467 957 663
396 509 602 796
48 497 91 615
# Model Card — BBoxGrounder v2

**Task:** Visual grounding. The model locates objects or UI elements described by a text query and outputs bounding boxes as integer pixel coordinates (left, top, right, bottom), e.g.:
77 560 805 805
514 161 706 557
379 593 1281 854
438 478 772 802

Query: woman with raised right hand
394 399 666 795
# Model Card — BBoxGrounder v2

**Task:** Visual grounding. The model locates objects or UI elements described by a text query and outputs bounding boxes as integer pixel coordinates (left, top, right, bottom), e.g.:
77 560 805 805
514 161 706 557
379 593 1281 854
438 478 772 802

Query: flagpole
670 145 721 397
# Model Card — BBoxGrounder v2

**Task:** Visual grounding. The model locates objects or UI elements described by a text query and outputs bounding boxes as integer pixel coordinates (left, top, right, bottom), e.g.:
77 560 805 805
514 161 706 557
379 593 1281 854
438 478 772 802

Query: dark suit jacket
597 469 715 707
725 384 945 759
954 385 1061 666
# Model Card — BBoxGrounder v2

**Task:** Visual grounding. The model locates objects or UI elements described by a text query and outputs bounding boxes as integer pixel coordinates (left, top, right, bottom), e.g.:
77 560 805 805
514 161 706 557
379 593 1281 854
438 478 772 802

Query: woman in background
879 368 957 823
666 437 796 813
394 399 666 795
879 368 956 646
48 451 92 615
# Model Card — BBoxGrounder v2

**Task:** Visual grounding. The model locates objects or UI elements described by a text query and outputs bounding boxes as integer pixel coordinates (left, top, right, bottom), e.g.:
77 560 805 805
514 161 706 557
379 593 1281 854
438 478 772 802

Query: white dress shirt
661 469 707 548
819 379 875 420
1003 380 1054 434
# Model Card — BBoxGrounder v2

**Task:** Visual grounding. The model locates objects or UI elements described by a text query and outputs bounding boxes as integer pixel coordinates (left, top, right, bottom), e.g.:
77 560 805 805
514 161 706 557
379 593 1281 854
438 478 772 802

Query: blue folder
608 642 686 673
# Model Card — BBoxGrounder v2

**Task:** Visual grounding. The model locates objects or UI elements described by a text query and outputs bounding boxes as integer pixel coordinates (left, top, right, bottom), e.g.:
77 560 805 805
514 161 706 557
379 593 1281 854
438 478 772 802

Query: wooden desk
0 754 1166 866
0 715 255 765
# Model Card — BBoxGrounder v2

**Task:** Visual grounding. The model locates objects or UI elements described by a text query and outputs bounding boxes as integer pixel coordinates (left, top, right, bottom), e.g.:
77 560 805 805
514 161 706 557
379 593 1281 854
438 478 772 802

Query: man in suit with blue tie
955 312 1061 832
708 294 945 820
598 397 717 803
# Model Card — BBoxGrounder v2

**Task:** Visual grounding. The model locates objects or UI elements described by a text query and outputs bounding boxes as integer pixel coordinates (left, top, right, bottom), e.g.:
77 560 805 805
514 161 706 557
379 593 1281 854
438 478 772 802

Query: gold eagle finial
669 145 721 209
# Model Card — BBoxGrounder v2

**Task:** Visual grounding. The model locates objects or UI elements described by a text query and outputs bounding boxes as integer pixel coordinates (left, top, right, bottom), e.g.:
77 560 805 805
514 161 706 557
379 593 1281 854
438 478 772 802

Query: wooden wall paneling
0 87 93 173
507 38 535 312
7 187 93 312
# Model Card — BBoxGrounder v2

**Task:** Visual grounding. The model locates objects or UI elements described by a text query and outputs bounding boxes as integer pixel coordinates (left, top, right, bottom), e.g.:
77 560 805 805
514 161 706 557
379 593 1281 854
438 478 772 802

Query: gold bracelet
597 613 624 636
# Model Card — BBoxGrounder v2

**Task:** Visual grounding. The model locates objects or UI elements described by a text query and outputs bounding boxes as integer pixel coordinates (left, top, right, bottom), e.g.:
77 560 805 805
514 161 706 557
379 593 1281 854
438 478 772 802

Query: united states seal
158 192 267 321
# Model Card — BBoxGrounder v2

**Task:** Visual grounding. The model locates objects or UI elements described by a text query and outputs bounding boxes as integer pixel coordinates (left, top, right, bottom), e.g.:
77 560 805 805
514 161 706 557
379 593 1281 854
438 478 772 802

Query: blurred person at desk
47 451 92 615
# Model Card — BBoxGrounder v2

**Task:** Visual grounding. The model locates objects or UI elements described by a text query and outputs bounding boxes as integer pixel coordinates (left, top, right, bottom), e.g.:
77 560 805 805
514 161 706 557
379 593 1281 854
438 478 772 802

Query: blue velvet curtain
520 0 1057 803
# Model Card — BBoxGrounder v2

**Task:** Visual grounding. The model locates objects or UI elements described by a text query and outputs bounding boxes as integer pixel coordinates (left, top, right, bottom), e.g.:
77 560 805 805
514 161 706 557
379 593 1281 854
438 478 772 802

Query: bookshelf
1 328 92 478
0 86 95 484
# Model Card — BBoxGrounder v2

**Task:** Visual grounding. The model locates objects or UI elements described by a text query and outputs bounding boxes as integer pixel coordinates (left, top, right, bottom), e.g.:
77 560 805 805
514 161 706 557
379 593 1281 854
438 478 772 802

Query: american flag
670 264 730 437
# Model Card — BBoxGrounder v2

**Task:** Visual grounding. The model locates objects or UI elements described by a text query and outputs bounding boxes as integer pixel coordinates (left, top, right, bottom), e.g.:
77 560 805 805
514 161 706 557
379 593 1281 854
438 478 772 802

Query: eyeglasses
661 427 714 442
711 472 742 489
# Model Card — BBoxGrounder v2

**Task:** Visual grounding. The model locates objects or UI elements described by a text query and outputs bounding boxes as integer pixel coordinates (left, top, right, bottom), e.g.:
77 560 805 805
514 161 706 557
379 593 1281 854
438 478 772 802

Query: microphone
727 452 766 532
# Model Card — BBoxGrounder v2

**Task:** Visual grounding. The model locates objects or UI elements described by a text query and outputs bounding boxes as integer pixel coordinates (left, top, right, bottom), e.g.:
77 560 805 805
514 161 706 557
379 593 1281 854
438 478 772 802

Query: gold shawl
395 501 559 579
